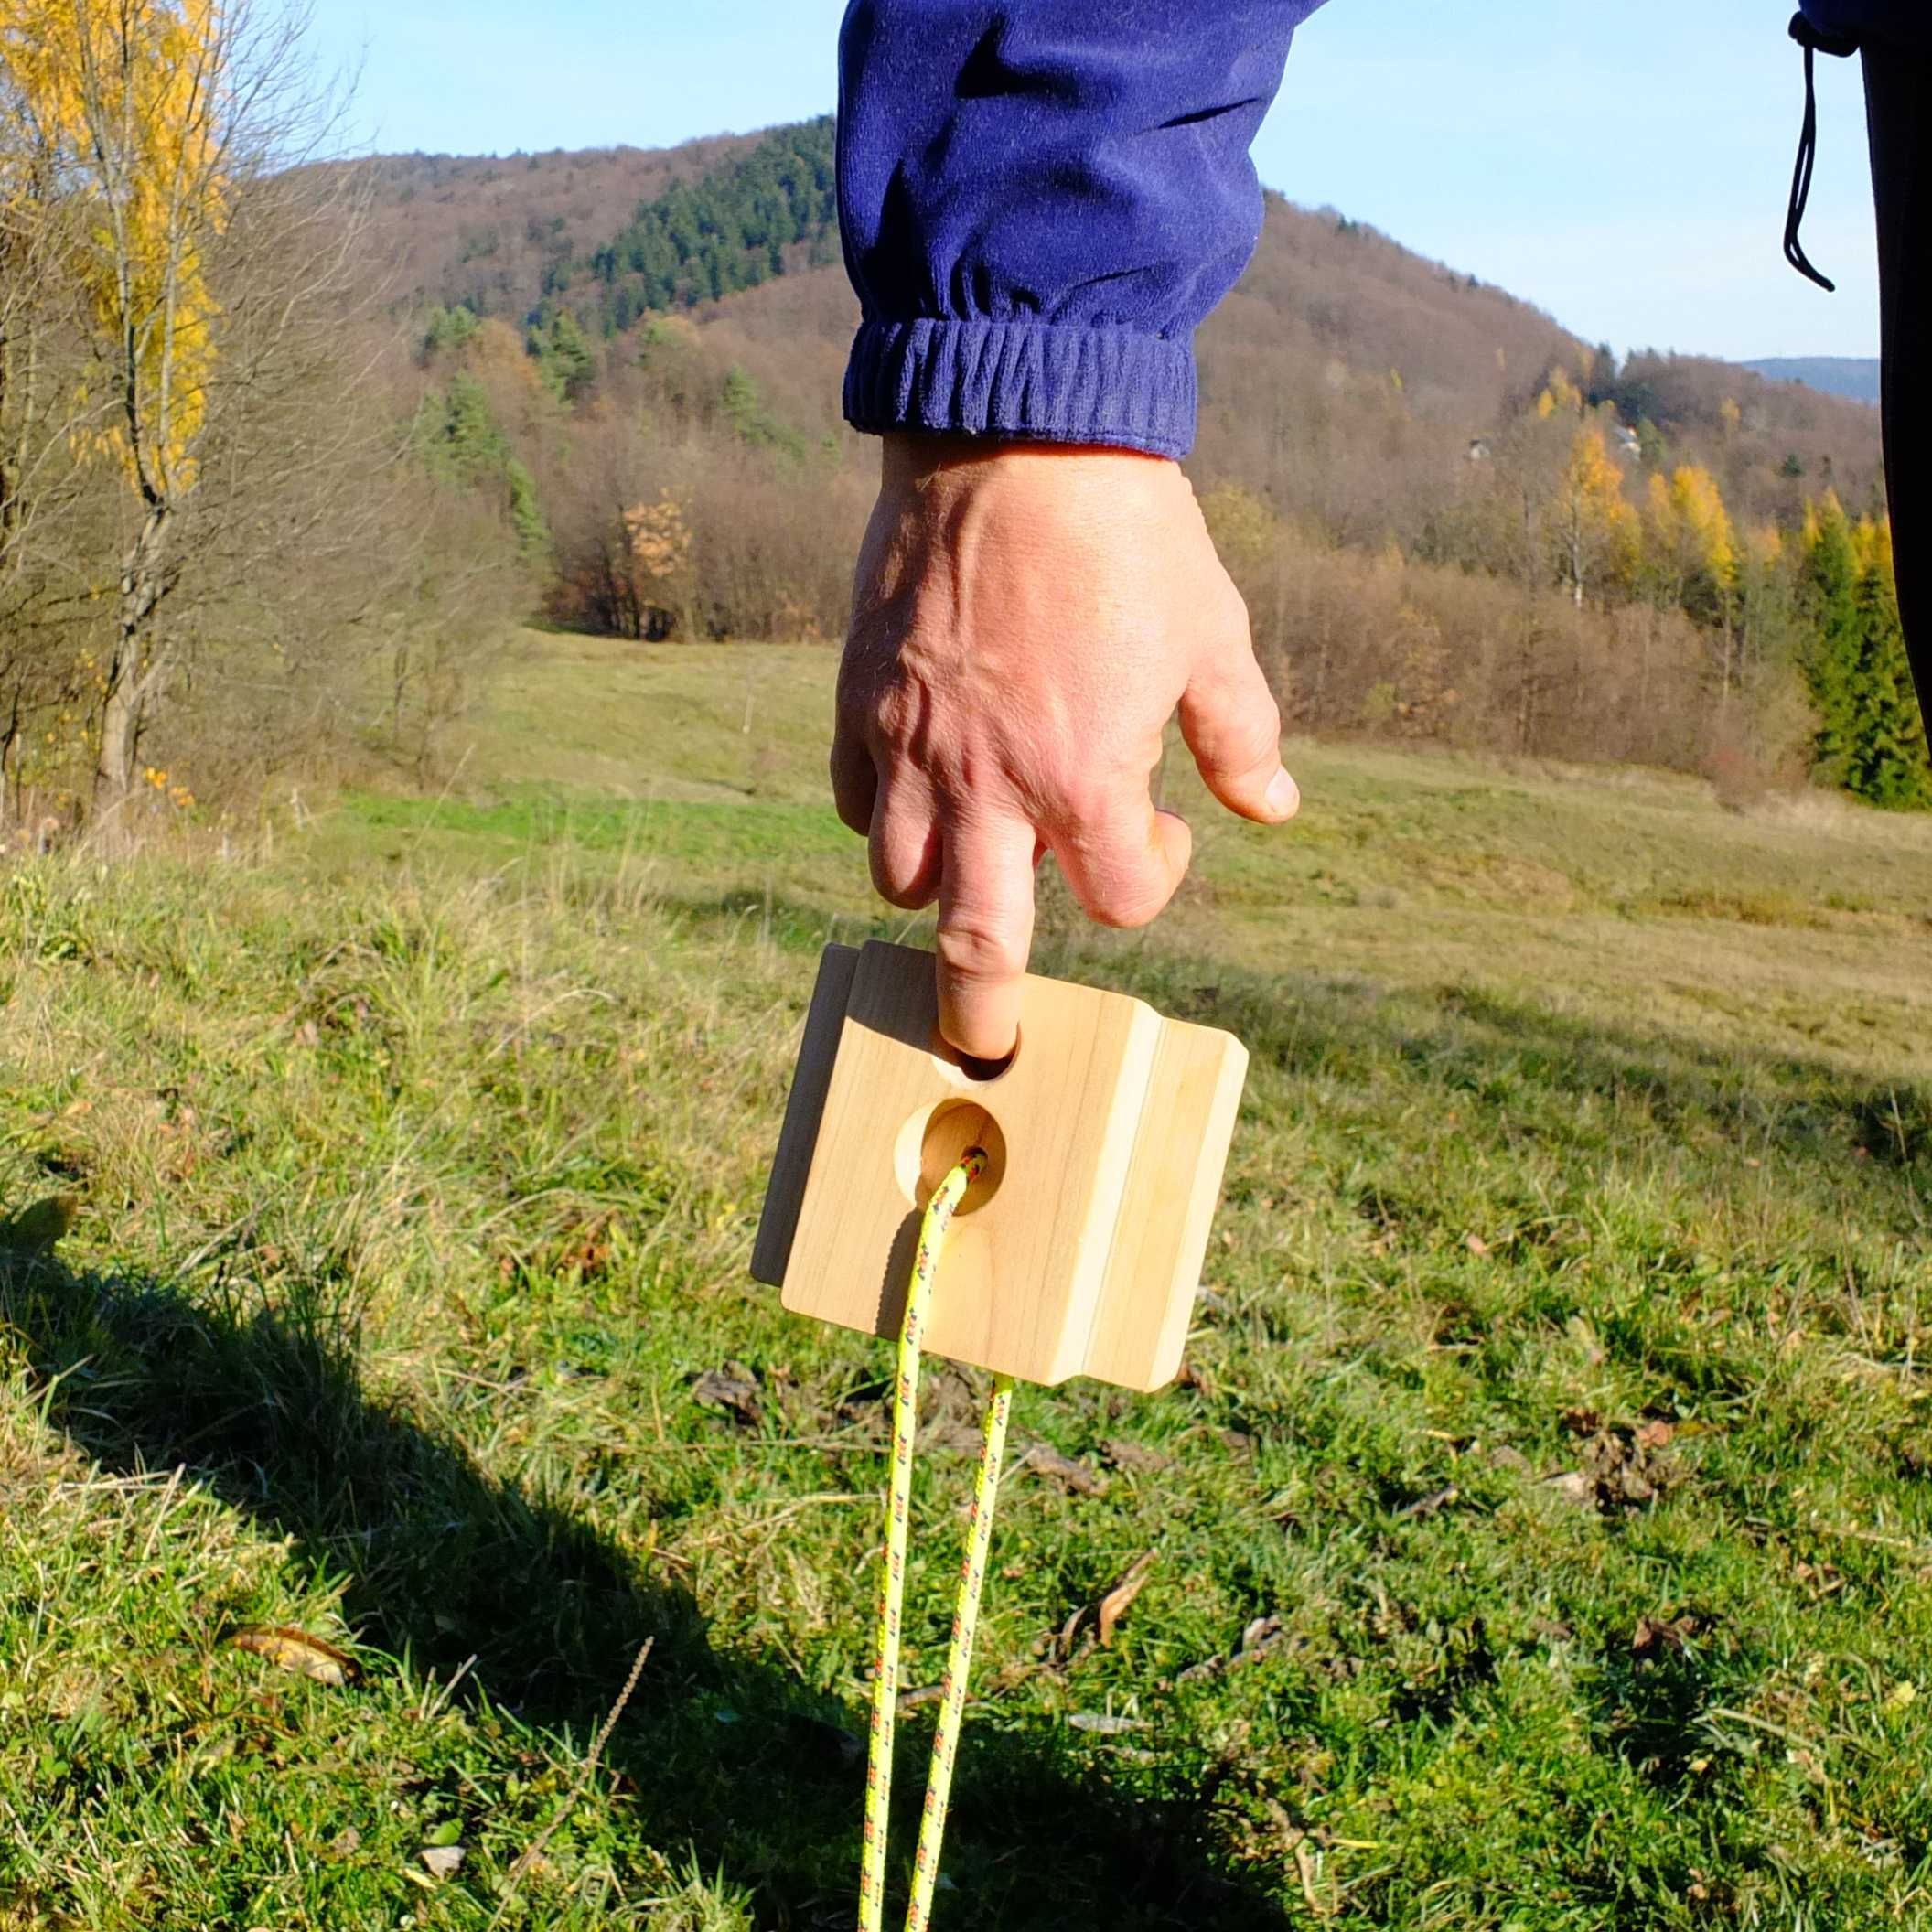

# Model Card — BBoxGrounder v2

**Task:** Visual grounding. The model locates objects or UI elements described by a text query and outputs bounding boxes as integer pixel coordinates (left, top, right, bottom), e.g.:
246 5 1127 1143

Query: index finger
934 815 1036 1063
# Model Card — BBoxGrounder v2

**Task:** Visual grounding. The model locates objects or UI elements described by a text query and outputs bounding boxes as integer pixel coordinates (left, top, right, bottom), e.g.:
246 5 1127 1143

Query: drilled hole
934 1025 1020 1086
903 1100 1006 1214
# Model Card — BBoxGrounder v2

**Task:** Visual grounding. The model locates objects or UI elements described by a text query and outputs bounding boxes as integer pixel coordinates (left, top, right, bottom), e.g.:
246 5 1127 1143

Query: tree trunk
94 500 174 814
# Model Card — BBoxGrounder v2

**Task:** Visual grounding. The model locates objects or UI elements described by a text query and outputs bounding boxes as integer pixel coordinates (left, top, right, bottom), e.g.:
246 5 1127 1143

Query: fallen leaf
1464 1233 1490 1257
1097 1551 1156 1648
1634 1418 1675 1450
692 1365 761 1423
556 1211 617 1277
1041 1550 1156 1673
229 1626 356 1687
1021 1444 1108 1497
1632 1614 1700 1656
418 1845 465 1879
1056 1602 1089 1664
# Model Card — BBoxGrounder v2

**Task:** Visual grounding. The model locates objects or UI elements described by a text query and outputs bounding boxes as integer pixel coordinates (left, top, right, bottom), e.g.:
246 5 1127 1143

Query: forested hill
361 119 835 329
359 130 765 323
370 117 1912 808
365 117 1884 526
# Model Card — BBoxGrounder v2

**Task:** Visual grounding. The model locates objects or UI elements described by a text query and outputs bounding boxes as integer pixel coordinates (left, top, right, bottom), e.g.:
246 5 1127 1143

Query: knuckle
1085 864 1177 930
830 762 871 837
1242 699 1284 770
1055 774 1117 832
869 847 931 910
936 914 1025 983
1091 890 1165 931
1209 683 1281 777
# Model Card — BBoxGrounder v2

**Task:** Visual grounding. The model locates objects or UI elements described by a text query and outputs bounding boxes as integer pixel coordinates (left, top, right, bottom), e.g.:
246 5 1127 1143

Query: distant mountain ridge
1743 357 1881 404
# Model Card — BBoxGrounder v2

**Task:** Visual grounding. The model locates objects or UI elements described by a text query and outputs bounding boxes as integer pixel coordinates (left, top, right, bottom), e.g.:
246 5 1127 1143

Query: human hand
832 435 1299 1059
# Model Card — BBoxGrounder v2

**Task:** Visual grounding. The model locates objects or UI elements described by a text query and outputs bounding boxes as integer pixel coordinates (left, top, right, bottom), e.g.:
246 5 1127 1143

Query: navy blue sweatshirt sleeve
837 2 1325 460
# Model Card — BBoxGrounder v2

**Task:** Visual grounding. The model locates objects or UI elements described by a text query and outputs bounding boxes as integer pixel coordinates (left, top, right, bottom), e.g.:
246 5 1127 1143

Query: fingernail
1264 768 1299 820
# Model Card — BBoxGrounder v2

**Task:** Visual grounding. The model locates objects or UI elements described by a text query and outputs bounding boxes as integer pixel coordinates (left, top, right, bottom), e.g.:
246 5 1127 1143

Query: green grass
6 636 1932 1927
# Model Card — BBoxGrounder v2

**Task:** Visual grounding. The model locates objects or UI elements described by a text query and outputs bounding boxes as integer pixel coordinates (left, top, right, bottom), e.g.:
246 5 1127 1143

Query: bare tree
0 0 392 828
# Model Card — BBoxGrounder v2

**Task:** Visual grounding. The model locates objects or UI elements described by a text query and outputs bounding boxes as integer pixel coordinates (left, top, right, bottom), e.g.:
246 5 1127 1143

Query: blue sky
309 1 1879 362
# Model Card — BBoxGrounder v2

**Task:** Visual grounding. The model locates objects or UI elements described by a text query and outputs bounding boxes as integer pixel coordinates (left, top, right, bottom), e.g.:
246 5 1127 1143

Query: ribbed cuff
843 317 1197 460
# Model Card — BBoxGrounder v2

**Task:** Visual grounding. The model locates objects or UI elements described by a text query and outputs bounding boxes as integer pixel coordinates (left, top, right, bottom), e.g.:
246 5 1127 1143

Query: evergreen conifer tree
1798 495 1866 789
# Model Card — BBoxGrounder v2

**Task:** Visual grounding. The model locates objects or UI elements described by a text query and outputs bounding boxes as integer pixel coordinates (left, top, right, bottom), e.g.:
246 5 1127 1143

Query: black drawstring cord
1785 12 1861 293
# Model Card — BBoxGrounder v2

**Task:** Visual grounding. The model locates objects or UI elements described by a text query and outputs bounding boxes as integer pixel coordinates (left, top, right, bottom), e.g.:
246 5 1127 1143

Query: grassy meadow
5 636 1932 1929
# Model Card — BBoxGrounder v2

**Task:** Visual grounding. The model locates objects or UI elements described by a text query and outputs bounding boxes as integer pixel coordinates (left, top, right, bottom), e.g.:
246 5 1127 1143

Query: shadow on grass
0 1249 1290 1932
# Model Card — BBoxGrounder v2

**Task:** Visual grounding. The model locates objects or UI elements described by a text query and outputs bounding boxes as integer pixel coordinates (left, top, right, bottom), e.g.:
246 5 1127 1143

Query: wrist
879 433 1177 491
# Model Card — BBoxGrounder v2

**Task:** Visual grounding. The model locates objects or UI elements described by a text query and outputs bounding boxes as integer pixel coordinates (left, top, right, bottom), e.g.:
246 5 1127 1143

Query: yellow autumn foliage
1554 424 1637 596
1565 427 1637 535
1852 512 1894 581
1647 463 1737 593
1535 366 1584 421
0 0 225 495
1672 465 1737 590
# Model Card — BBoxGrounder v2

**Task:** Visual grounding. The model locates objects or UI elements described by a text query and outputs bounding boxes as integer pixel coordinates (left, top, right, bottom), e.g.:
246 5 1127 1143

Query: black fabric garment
1863 46 1928 710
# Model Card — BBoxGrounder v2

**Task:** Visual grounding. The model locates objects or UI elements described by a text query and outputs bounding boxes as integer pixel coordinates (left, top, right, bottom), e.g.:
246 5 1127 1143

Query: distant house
1466 437 1492 463
1612 424 1641 460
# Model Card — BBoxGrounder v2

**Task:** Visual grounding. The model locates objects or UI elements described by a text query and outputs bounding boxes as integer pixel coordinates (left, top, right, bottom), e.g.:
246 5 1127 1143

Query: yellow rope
858 1149 1015 1932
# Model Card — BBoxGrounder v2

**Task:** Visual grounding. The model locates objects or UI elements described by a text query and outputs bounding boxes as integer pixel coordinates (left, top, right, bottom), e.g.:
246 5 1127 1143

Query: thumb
1177 639 1297 825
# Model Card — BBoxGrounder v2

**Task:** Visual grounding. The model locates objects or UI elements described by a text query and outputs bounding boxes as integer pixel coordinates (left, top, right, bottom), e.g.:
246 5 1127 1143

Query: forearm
837 0 1324 459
